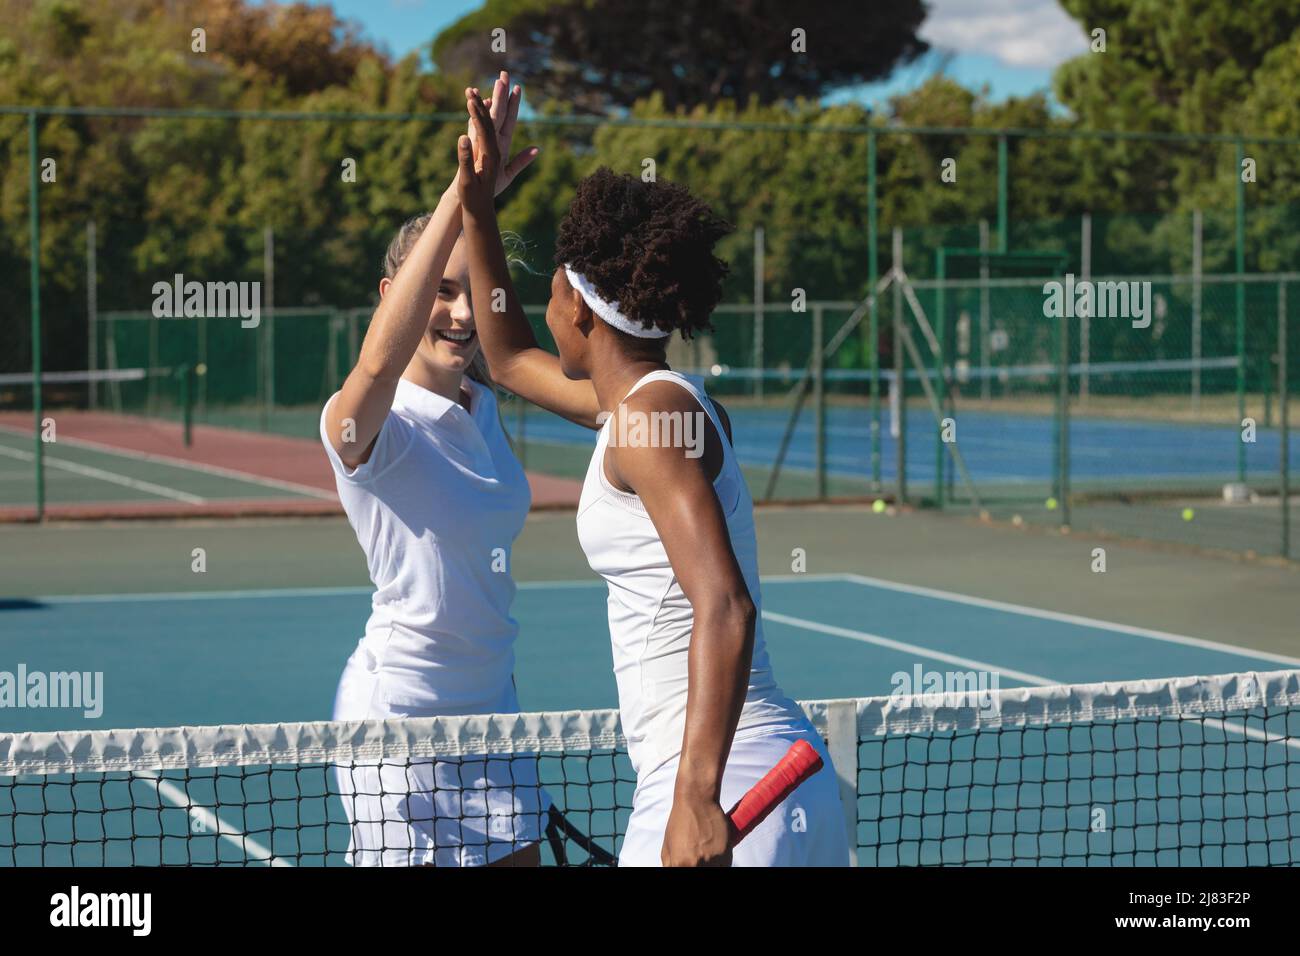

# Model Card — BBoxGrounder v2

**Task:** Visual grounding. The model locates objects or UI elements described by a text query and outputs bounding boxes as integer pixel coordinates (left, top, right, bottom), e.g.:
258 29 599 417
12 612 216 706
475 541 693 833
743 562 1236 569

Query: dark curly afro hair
554 168 732 340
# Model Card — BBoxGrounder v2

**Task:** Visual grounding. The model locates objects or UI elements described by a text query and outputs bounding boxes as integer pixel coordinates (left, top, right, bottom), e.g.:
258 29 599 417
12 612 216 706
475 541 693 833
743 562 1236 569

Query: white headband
564 264 670 339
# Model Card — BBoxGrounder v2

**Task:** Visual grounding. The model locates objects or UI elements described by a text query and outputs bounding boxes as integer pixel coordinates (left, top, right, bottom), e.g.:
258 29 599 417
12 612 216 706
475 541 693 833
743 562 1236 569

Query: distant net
0 367 191 422
2 669 1297 866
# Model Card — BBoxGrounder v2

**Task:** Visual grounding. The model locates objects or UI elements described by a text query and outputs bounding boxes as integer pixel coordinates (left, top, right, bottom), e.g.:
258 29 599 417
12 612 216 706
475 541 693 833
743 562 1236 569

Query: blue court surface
3 575 1298 866
520 404 1298 487
4 573 1297 732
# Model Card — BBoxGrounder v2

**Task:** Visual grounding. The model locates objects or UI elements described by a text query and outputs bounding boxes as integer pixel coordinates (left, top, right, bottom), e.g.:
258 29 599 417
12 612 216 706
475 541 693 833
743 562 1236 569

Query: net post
821 700 859 867
1280 281 1290 559
1235 139 1247 483
813 304 826 500
868 130 881 491
28 110 43 522
893 228 906 504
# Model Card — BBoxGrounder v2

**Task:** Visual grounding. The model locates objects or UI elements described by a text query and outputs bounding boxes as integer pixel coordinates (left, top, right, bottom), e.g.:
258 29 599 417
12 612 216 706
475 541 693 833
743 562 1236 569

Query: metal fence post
813 304 826 499
87 221 97 409
893 228 906 504
997 134 1008 253
262 226 275 431
868 129 881 491
1058 299 1071 527
1281 281 1290 559
29 111 44 521
934 248 947 508
1192 209 1203 414
1079 212 1091 406
979 219 990 402
1236 139 1247 482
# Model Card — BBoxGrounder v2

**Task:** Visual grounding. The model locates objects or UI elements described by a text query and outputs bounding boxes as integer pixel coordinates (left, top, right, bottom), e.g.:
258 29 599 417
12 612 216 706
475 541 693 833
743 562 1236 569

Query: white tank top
575 369 804 778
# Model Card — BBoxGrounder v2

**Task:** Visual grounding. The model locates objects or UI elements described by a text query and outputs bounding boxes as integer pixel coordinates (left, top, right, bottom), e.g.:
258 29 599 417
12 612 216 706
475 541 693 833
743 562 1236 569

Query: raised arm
325 73 540 466
324 185 462 468
457 88 602 429
607 385 754 867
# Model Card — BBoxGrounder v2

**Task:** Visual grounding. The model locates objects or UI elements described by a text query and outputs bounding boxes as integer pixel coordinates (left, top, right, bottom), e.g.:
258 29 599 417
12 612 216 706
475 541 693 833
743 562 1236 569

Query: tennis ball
872 499 886 514
1182 507 1195 522
1045 497 1058 511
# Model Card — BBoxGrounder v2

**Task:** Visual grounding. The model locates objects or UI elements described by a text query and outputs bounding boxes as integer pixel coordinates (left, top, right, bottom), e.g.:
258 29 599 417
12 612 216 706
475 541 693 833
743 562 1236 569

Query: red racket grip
725 739 823 845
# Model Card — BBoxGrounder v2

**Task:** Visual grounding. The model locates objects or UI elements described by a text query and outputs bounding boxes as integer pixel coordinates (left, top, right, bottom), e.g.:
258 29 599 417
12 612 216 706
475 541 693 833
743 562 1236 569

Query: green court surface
0 425 327 513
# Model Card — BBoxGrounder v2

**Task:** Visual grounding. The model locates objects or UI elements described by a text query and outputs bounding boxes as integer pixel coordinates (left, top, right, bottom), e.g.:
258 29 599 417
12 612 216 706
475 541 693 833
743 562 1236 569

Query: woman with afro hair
457 87 848 867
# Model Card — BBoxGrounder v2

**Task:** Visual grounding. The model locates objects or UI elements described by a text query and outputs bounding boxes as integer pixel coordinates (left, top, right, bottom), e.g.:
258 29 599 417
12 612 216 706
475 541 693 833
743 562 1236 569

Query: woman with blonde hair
321 73 566 867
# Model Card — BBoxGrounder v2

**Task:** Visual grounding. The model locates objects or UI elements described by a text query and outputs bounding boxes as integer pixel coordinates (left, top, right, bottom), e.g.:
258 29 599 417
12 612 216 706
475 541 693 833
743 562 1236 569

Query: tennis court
521 376 1298 490
3 512 1297 866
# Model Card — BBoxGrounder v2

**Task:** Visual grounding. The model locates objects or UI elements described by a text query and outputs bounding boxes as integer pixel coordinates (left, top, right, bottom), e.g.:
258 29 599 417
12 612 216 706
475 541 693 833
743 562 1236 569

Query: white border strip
0 446 206 503
5 669 1298 775
31 574 849 605
762 610 1055 686
0 424 337 500
836 572 1300 668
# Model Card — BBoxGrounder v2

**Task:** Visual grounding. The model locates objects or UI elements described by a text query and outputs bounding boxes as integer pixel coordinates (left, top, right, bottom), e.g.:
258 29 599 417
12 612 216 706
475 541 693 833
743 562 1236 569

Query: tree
432 0 928 113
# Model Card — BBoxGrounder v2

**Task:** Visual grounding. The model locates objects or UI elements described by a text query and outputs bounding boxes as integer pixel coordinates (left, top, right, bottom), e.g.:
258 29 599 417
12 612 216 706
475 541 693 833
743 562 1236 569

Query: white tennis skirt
331 644 551 867
618 724 852 867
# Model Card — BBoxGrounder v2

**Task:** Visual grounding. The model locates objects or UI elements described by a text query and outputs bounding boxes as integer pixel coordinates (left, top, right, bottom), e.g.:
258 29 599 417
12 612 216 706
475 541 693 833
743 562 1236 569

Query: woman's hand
661 793 733 867
458 87 500 219
472 71 539 198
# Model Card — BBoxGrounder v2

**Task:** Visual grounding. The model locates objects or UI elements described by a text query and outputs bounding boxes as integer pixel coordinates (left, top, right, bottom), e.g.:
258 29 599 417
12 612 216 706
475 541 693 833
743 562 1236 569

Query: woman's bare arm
325 73 540 466
457 89 602 429
608 385 753 867
324 185 462 468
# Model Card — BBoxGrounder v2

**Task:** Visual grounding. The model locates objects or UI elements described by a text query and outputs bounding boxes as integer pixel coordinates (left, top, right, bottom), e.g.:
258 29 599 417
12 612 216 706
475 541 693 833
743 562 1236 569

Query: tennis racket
725 739 823 845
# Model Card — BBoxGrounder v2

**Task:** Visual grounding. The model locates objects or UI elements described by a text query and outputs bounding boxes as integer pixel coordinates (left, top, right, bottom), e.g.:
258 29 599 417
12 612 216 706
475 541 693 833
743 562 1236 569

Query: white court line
37 585 375 604
764 608 1300 752
28 577 1300 760
0 424 337 500
761 609 1056 686
0 445 206 504
32 574 851 604
834 572 1300 668
138 772 290 866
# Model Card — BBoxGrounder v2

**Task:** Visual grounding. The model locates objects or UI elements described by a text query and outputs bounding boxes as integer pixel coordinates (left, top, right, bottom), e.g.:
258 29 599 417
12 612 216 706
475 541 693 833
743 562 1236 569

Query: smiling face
380 237 480 377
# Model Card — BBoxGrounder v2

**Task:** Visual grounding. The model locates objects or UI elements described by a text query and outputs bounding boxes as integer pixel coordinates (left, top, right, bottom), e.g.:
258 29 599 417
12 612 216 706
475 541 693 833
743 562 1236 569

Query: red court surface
0 412 583 520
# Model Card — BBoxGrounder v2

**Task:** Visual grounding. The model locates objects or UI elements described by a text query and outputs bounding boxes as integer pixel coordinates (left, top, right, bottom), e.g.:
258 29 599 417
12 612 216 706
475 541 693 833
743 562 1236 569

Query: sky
305 0 1091 108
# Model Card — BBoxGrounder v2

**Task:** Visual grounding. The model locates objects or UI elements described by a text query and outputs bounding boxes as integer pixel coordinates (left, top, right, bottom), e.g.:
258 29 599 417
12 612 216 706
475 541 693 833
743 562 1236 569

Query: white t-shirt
320 377 531 715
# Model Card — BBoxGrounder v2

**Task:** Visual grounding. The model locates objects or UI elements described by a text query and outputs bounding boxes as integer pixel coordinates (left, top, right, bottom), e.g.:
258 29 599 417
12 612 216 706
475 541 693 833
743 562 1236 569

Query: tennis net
0 367 195 425
2 669 1298 866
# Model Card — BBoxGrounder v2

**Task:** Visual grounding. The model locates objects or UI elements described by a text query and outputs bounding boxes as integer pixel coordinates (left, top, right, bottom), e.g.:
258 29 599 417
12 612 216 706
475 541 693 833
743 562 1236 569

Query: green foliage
433 0 928 113
4 0 1300 378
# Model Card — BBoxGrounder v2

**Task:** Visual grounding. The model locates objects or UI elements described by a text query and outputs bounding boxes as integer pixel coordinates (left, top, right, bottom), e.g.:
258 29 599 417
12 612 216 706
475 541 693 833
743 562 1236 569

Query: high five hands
458 71 537 212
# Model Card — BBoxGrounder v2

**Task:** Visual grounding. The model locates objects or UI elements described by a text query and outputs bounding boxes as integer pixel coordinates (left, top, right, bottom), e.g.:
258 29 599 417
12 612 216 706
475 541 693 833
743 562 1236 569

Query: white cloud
921 0 1090 69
